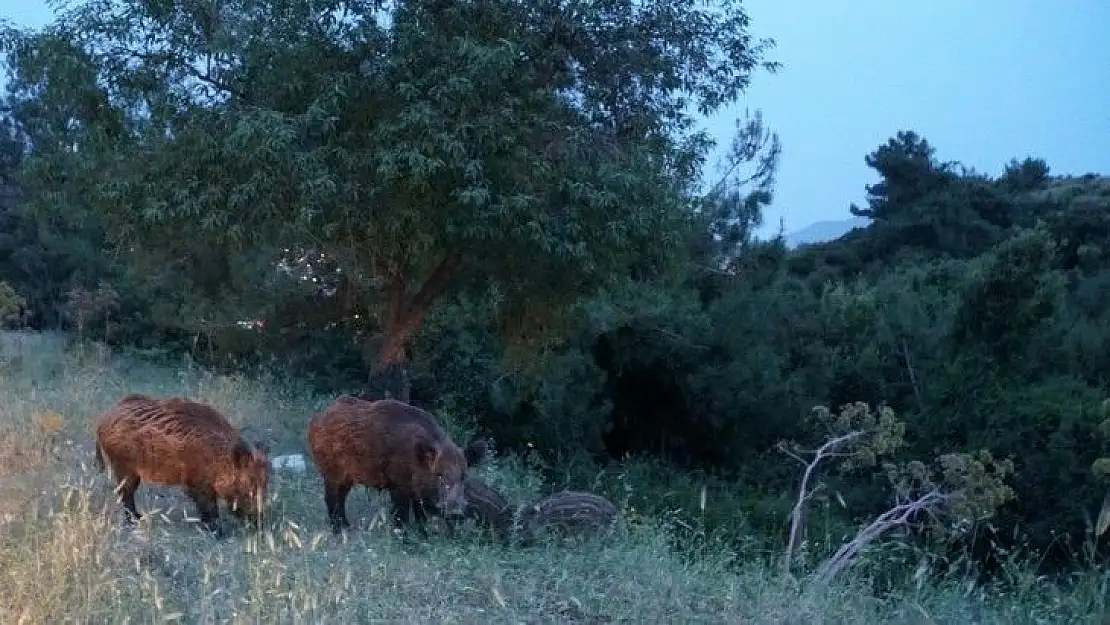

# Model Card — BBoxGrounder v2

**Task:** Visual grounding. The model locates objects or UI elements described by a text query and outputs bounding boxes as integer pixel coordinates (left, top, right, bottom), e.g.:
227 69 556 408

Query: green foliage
0 331 1106 624
406 159 1110 572
885 450 1016 527
61 281 118 337
779 403 1017 584
0 281 26 328
2 0 780 366
805 402 907 472
850 130 956 223
1095 400 1110 481
950 227 1063 362
1000 157 1051 193
0 93 115 329
4 0 1110 582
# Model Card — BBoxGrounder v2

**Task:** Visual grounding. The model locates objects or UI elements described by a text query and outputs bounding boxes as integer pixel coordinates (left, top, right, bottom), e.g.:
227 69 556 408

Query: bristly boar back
518 490 619 545
93 393 271 536
306 395 488 535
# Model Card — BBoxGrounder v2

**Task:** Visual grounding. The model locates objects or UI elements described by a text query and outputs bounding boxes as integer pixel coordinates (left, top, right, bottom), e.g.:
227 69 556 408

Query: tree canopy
2 0 780 397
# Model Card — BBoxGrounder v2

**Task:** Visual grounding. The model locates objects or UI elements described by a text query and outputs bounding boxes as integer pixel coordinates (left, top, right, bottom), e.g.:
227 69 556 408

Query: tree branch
405 252 463 320
813 489 951 585
119 48 245 100
901 338 923 408
385 269 405 332
377 252 464 365
779 430 868 576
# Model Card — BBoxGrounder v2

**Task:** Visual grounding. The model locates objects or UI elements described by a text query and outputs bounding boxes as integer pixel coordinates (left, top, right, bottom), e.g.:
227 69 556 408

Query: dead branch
900 338 923 408
813 489 951 585
779 430 868 576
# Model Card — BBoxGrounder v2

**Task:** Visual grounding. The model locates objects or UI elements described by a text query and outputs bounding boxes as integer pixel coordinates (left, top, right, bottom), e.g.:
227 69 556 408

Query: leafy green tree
849 131 955 222
3 0 779 398
692 109 782 268
847 132 1012 256
1000 156 1051 193
0 61 119 329
949 227 1062 365
0 280 27 328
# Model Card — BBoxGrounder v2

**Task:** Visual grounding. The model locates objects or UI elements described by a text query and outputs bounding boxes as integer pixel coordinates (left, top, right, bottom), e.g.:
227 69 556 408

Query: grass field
0 330 1106 623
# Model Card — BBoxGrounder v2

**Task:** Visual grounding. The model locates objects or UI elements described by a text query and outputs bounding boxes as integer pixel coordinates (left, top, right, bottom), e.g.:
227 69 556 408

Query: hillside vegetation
1 0 1109 620
0 331 1105 623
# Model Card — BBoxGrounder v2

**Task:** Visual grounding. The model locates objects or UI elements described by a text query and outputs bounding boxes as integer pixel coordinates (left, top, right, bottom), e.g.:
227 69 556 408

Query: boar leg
389 491 430 538
185 486 223 535
114 474 142 523
324 480 352 534
389 491 413 526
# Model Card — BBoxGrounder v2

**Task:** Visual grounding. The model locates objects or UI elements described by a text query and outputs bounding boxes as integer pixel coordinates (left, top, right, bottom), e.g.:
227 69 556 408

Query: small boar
458 476 512 532
306 396 487 534
417 475 513 539
93 393 271 535
517 490 619 545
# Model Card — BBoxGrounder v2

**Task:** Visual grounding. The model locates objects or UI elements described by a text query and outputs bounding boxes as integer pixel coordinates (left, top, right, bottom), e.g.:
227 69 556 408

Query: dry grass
0 330 1106 623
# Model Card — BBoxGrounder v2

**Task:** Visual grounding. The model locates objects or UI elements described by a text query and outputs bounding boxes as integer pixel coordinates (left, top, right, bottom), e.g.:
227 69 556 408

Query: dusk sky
4 1 1109 237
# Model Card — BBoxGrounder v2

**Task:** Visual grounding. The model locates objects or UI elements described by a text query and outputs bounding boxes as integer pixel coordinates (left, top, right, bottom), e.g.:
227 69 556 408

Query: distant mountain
782 216 870 248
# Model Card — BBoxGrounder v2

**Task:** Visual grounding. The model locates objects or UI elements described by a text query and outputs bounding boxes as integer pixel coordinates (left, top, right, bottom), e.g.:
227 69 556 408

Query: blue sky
715 0 1110 236
5 0 1109 236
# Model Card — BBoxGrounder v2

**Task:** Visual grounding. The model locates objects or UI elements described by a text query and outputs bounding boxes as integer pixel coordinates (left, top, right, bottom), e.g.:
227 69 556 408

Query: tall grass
0 330 1105 623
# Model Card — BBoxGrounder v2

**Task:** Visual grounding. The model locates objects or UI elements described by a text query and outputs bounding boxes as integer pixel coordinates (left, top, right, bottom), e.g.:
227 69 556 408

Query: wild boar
517 490 619 545
306 396 487 534
94 393 270 535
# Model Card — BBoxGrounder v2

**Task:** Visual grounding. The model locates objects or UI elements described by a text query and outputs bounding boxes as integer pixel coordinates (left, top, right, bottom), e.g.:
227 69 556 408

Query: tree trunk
363 253 462 403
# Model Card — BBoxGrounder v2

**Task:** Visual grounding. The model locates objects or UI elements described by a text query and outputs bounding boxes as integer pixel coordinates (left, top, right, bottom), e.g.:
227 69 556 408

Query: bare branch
115 47 245 101
900 338 923 408
788 430 870 458
780 429 868 576
776 442 808 466
813 489 952 585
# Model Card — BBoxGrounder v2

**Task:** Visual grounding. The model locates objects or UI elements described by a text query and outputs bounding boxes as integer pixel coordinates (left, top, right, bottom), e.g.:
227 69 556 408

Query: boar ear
464 439 488 466
232 440 253 468
414 438 439 470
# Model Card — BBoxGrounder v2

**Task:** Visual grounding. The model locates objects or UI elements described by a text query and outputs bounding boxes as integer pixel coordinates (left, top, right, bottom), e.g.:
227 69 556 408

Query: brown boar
93 393 271 535
306 396 488 534
517 490 619 545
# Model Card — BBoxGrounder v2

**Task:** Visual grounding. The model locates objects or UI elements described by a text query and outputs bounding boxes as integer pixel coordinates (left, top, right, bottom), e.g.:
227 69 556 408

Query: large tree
3 0 778 398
